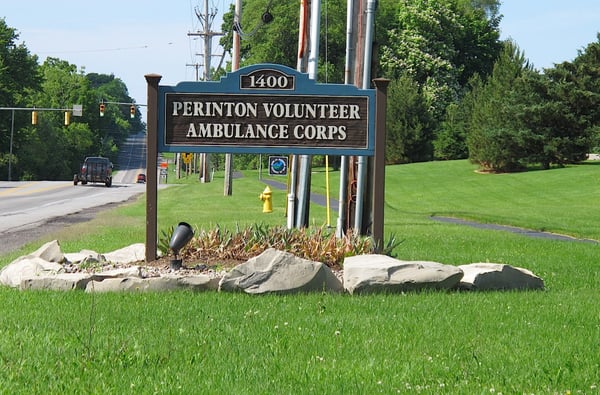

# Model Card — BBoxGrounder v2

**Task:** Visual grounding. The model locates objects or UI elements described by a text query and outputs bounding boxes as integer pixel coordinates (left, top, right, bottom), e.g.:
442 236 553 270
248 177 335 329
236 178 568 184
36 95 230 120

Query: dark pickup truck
73 156 113 187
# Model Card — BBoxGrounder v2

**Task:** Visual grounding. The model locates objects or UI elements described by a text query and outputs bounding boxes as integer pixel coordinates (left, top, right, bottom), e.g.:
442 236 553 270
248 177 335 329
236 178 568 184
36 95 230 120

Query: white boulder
103 243 146 264
0 257 64 288
458 263 544 290
86 275 218 292
219 248 343 294
343 254 464 294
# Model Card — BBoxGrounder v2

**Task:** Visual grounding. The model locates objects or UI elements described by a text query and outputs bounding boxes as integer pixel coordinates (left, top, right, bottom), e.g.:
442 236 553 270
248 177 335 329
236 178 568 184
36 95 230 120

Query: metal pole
362 0 376 90
296 0 321 228
289 0 309 228
8 109 15 181
307 0 321 81
354 0 377 233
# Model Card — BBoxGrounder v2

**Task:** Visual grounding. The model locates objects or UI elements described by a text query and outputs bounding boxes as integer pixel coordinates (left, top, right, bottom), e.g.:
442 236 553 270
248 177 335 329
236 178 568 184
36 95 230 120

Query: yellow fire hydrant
259 185 273 213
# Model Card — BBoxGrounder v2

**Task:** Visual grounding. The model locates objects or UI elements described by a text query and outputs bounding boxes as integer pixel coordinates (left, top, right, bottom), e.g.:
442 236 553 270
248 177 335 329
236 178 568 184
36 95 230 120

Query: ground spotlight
169 222 194 270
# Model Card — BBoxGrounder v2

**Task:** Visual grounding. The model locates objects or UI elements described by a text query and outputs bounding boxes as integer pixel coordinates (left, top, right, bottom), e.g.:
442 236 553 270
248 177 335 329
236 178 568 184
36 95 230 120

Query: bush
160 224 400 269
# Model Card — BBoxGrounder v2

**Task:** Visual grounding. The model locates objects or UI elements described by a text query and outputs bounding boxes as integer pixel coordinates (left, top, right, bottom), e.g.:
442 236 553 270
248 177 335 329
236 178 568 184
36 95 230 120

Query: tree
434 101 470 160
566 34 600 153
19 58 96 179
88 73 143 158
466 37 597 172
466 41 531 171
385 74 434 163
0 18 41 179
0 19 41 105
516 63 595 168
380 0 502 121
9 59 140 180
220 0 348 82
572 34 600 121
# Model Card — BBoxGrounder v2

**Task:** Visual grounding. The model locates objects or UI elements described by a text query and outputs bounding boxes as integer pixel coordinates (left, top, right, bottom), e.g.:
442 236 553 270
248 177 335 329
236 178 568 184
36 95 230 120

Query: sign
144 68 389 263
268 156 288 176
72 104 83 117
157 64 376 156
181 153 193 164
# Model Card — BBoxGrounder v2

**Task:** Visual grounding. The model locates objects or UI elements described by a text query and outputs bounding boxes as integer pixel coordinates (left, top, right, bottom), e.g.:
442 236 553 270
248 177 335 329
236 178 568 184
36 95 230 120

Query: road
113 131 147 184
0 132 148 255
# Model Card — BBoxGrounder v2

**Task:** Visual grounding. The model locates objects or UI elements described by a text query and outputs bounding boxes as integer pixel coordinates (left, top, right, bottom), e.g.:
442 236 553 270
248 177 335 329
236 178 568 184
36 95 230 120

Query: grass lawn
1 160 599 393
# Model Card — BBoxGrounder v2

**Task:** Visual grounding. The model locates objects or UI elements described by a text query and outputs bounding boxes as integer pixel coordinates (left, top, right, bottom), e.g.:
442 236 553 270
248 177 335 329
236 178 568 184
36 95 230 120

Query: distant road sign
72 104 83 117
182 153 192 164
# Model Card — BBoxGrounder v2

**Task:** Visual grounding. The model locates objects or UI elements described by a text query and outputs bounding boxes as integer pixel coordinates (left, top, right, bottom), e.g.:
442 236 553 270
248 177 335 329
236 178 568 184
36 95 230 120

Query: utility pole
188 0 224 81
224 0 242 196
336 0 359 237
188 0 224 183
185 62 201 81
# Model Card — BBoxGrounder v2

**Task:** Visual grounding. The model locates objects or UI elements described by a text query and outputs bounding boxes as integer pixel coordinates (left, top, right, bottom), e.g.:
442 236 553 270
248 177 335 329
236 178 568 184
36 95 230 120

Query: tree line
4 1 599 180
0 18 142 181
220 0 600 172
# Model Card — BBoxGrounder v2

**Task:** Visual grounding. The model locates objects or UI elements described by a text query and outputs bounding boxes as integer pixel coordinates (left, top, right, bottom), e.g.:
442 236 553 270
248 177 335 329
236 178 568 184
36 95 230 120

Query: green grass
1 160 599 393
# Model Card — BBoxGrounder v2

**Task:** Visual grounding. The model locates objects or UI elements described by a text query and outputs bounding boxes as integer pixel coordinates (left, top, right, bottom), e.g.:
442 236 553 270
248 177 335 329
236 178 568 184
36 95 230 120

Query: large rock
0 257 64 288
103 243 146 264
219 248 343 294
343 255 464 294
20 273 93 291
0 241 218 292
86 275 218 292
17 266 143 291
458 263 544 291
29 240 65 263
64 249 106 265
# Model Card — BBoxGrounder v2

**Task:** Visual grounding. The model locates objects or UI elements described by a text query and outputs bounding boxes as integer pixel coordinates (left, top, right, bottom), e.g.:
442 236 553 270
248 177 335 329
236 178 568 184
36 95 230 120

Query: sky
3 0 600 118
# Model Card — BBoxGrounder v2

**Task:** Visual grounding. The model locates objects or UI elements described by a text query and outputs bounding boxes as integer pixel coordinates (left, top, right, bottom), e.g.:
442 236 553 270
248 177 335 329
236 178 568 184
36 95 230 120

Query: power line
34 45 152 55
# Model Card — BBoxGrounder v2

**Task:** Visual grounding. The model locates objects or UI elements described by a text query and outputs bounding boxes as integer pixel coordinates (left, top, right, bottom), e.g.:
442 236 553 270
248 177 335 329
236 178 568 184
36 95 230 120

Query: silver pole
8 109 15 181
354 0 377 232
336 0 357 237
289 0 311 228
296 0 321 227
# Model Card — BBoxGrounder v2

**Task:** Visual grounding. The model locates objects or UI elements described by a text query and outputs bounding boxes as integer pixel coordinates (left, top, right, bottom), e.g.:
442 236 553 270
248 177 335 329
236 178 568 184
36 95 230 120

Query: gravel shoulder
0 198 137 257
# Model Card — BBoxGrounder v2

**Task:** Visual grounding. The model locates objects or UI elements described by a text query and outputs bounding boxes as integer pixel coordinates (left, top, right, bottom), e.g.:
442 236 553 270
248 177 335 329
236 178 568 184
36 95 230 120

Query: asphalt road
0 132 148 256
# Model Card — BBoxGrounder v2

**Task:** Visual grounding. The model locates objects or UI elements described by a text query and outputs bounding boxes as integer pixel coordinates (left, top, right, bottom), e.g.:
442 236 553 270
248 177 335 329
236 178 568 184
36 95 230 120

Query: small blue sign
269 156 288 176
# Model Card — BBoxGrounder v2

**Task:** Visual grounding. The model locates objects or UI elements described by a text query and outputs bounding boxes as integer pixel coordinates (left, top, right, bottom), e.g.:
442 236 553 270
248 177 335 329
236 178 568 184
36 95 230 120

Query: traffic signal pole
1 105 81 181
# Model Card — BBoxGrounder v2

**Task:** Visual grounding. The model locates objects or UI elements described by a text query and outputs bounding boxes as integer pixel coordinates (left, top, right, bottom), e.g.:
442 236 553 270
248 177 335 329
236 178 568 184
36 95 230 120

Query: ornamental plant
159 223 400 269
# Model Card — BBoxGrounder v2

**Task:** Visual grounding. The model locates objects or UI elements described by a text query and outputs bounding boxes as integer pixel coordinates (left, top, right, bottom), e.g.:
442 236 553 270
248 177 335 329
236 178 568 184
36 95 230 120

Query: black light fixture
261 10 273 24
169 222 194 270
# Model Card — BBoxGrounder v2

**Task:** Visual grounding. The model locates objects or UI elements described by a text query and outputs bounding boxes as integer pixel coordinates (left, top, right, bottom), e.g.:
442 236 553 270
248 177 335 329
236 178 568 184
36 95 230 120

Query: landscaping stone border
0 240 545 294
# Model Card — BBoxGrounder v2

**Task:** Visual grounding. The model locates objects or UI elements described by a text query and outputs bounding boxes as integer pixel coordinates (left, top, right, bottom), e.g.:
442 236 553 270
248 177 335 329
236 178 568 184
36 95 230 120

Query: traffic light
64 111 71 126
31 111 38 125
99 103 105 117
130 105 136 119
